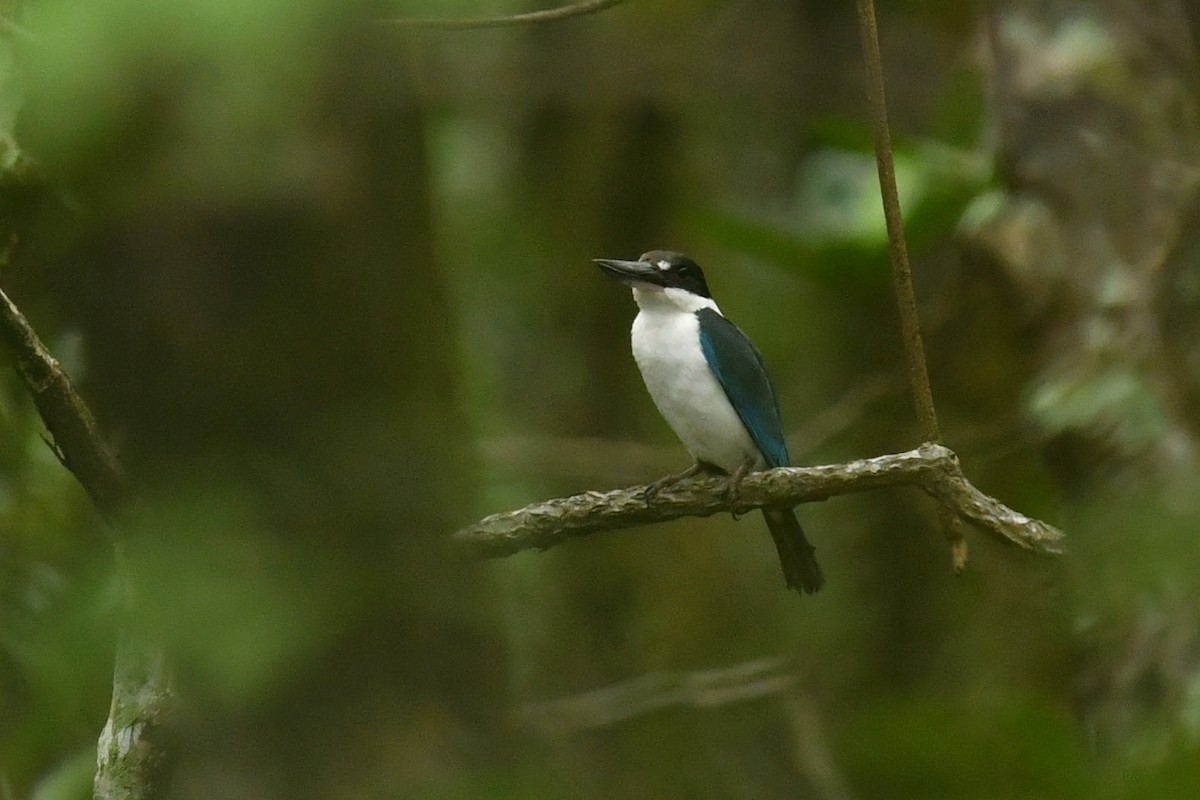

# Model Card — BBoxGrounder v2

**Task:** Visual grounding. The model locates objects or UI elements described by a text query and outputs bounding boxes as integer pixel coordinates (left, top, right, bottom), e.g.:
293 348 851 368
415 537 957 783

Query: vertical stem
855 0 967 569
854 0 941 445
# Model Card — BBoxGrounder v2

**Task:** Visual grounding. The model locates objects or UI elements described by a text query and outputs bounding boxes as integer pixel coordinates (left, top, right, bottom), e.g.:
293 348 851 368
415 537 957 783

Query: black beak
594 258 666 287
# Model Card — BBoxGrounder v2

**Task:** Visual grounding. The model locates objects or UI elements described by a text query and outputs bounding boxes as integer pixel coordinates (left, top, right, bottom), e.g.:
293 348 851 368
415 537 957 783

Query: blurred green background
2 0 1200 798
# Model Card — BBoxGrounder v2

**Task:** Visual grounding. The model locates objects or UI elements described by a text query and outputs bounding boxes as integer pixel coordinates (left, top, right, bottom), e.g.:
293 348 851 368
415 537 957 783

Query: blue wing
696 308 790 468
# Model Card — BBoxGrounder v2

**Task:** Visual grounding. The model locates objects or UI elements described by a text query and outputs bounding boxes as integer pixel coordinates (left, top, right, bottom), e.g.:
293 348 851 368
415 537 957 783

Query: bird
595 250 824 594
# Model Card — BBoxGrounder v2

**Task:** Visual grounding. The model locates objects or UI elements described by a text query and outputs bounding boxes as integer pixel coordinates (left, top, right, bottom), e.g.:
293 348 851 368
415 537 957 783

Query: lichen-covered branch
0 287 130 520
0 285 167 800
453 443 1064 560
93 634 172 800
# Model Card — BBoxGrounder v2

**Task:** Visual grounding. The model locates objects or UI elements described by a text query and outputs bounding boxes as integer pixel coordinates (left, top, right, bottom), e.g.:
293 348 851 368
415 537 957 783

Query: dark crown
639 250 711 298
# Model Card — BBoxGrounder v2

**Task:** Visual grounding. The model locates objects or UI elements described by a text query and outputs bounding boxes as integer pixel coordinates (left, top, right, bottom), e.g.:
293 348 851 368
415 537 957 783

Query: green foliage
697 137 990 292
20 0 329 173
29 748 94 800
1109 745 1200 799
834 695 1088 799
1030 366 1171 455
0 370 109 795
121 480 351 706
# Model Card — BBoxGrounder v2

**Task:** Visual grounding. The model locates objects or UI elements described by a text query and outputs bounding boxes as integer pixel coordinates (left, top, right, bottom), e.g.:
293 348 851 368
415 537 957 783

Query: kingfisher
595 250 824 594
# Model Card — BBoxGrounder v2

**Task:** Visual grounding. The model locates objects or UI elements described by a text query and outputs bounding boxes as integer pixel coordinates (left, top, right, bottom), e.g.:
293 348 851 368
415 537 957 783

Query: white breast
630 302 762 473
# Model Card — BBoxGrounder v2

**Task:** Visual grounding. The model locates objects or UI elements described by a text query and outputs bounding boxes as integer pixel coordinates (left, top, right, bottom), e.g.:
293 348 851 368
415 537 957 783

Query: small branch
384 0 630 30
521 657 796 734
0 287 130 519
783 692 856 800
453 443 1064 560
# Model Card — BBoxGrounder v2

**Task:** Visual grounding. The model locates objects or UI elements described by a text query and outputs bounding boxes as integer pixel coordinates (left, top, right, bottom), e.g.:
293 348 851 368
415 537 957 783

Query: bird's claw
724 459 755 520
641 463 707 507
724 482 752 519
641 478 667 506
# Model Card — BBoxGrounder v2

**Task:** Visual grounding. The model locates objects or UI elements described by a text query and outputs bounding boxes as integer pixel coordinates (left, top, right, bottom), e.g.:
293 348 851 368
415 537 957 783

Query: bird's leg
724 457 757 520
642 461 711 505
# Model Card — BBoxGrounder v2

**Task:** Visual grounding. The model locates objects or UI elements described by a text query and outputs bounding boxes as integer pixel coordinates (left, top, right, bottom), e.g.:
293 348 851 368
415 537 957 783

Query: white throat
631 285 721 315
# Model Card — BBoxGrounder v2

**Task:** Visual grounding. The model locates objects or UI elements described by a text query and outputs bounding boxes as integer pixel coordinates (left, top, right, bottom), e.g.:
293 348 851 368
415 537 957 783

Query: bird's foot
724 459 756 520
642 462 708 506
